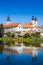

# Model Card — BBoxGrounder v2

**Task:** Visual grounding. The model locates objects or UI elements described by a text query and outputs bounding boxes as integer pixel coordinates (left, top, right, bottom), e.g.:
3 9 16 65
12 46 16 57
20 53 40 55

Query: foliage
0 24 4 37
31 32 40 38
7 32 12 37
7 32 15 37
17 37 23 43
0 40 4 53
11 33 15 37
6 40 11 46
23 33 31 38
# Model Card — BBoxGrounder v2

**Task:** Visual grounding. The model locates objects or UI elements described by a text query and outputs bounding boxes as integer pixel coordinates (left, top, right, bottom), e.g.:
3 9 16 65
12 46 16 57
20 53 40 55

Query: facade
3 16 39 36
37 26 43 36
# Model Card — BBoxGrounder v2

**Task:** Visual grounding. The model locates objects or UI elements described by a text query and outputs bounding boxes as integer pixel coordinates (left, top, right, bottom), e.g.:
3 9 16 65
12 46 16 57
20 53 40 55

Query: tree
11 33 15 37
7 32 12 37
34 32 40 37
7 32 15 37
0 40 4 53
0 24 4 37
31 32 40 38
23 33 31 38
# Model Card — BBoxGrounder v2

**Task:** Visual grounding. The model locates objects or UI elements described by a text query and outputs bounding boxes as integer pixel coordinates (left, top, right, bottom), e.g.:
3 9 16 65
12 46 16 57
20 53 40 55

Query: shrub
6 41 11 46
23 33 31 38
11 33 15 37
31 32 40 38
7 32 12 37
7 32 15 37
0 24 4 37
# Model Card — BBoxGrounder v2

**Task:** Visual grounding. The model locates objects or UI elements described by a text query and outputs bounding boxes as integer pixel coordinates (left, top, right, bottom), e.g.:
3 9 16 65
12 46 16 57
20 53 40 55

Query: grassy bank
0 36 43 47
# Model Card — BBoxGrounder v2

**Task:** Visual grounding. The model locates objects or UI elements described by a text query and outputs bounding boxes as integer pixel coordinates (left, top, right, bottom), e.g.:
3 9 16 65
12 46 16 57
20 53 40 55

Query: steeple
32 16 35 21
35 17 37 21
32 16 37 28
7 16 10 21
6 16 10 24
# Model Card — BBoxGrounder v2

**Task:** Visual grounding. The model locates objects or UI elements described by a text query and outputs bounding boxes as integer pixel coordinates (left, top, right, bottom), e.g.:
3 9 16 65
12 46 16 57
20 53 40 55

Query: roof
37 26 43 29
22 22 32 28
3 22 20 28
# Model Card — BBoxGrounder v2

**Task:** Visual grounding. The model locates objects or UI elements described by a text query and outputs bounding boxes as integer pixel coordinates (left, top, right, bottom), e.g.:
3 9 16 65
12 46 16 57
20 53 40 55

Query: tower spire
6 16 10 24
32 16 35 20
35 17 37 21
7 16 10 21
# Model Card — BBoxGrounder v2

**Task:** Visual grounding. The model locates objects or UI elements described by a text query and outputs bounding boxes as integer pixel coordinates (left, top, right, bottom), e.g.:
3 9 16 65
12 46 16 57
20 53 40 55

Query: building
37 26 43 36
3 16 38 36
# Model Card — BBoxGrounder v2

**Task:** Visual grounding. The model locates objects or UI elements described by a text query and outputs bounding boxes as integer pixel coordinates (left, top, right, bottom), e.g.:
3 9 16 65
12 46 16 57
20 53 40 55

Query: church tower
34 17 37 26
32 16 37 26
32 16 37 31
6 16 10 24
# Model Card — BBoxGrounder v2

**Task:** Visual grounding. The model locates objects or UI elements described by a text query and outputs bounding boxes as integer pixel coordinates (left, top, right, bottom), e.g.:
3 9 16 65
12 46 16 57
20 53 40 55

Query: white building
37 26 43 36
3 16 38 35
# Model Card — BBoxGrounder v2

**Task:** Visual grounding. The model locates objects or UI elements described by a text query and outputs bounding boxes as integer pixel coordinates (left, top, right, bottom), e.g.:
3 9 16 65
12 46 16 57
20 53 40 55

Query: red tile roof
22 22 32 28
3 22 20 28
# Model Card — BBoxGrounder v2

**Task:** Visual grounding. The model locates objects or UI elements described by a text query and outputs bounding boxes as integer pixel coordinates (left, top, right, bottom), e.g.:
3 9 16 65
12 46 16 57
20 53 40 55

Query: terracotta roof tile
3 22 20 28
22 22 32 28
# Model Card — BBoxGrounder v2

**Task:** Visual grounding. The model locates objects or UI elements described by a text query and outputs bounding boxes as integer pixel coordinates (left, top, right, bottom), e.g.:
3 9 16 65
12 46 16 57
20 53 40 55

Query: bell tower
35 17 37 26
32 16 37 26
6 16 10 24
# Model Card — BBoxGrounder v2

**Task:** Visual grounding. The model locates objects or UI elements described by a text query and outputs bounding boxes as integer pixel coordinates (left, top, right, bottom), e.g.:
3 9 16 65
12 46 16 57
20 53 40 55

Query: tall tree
0 24 4 37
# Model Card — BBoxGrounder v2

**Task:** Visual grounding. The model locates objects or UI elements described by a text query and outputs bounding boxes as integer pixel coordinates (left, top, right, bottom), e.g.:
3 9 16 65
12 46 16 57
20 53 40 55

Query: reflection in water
32 54 37 61
0 40 4 53
6 53 10 64
31 50 37 61
40 47 43 52
6 51 10 60
0 41 43 64
0 51 43 65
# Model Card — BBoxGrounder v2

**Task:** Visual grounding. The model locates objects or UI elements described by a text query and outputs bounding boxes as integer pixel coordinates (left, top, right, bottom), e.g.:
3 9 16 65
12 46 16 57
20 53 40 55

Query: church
3 16 38 36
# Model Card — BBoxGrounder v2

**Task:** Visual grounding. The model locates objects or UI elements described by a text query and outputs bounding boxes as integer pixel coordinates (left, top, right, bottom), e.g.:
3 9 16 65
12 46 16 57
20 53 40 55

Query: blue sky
0 0 43 25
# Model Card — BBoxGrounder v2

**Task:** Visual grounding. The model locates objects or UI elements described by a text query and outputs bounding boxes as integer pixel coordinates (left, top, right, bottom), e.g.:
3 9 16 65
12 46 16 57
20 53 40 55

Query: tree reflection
6 52 10 60
31 50 37 61
0 40 4 53
32 54 37 61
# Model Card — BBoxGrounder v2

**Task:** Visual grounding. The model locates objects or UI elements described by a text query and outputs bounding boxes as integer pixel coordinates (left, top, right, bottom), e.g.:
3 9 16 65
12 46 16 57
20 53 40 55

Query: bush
11 33 15 37
7 32 15 37
31 32 40 38
7 32 12 37
23 33 31 38
31 43 41 47
0 24 4 37
17 37 23 43
6 40 11 46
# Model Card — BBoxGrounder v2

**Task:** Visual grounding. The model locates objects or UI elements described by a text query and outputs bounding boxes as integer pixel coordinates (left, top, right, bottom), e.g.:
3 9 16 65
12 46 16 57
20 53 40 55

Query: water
0 50 43 65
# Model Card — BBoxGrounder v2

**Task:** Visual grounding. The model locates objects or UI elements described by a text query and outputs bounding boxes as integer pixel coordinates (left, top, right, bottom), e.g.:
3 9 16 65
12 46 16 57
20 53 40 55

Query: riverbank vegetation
0 32 43 47
0 27 43 47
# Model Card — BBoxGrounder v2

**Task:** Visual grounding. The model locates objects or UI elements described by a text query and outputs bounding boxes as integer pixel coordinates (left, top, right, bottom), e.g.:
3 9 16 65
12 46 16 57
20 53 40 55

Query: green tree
0 24 4 37
0 40 4 53
23 33 31 38
7 32 12 37
31 32 40 38
7 32 15 37
11 33 15 37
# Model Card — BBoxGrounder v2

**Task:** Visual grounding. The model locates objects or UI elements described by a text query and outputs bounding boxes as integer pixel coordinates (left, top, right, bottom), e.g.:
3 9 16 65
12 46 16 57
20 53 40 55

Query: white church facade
3 16 38 36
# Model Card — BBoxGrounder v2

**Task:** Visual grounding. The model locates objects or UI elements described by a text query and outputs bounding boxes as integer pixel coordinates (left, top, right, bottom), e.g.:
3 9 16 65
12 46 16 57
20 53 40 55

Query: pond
0 50 43 65
0 41 43 65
